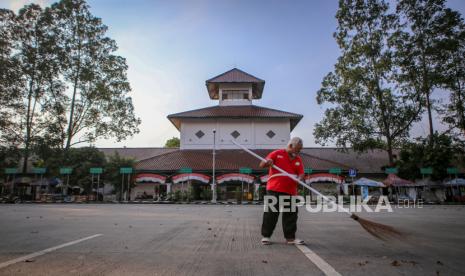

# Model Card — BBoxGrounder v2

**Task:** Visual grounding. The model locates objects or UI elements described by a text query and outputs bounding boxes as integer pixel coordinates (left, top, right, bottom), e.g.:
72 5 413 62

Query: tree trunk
22 80 34 173
419 49 434 143
454 65 465 136
65 73 79 150
456 90 465 135
65 42 81 151
425 91 434 143
374 80 393 166
386 136 394 167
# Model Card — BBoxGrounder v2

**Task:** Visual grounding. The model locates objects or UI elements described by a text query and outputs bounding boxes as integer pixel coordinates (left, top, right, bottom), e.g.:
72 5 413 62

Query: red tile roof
98 147 397 174
98 148 177 161
300 148 396 174
205 68 265 99
207 68 265 83
167 105 303 130
135 149 351 172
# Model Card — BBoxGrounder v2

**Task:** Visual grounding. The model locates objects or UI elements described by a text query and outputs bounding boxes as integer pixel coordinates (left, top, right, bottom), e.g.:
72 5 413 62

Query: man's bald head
286 137 303 157
287 137 303 148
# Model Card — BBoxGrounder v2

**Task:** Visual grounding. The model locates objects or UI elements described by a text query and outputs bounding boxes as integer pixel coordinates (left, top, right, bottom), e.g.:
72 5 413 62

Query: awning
172 173 210 184
6 177 33 185
415 179 442 188
216 173 255 184
383 174 416 187
135 173 166 184
30 179 50 186
444 178 465 186
48 178 63 186
353 177 385 187
305 173 344 184
260 174 298 183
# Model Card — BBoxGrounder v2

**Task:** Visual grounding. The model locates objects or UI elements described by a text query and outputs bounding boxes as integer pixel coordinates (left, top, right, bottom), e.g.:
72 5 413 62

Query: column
254 183 260 201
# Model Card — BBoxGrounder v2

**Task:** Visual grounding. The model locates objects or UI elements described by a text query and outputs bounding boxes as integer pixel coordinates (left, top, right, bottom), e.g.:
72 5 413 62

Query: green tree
434 8 465 139
0 146 21 176
5 4 66 173
164 137 180 148
397 133 457 180
0 9 23 151
49 0 140 150
103 152 135 195
314 0 422 165
43 147 106 192
394 0 456 144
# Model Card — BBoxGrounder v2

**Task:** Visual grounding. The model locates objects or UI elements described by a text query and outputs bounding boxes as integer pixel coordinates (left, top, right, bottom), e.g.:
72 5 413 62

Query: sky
2 0 465 148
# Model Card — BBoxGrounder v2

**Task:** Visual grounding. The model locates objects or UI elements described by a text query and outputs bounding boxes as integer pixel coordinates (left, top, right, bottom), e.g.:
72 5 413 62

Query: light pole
211 129 217 203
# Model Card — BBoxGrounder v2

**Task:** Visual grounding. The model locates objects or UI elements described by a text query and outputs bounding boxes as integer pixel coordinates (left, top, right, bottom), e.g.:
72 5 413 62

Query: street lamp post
211 129 217 203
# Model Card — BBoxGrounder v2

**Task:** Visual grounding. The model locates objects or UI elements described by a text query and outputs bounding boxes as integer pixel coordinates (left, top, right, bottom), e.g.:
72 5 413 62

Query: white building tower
168 68 303 150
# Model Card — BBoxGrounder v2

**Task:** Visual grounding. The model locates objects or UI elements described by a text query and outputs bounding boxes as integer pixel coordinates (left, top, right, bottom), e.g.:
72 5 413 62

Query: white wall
180 118 290 149
181 120 216 147
254 120 290 147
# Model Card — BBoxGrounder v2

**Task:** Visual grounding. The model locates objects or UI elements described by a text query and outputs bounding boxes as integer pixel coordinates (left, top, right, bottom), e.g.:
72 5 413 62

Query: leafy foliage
0 5 66 172
42 147 106 193
0 9 22 150
164 137 180 148
433 8 465 138
0 146 21 177
315 0 422 165
0 0 140 171
48 0 140 149
396 133 459 180
393 0 460 142
103 152 135 194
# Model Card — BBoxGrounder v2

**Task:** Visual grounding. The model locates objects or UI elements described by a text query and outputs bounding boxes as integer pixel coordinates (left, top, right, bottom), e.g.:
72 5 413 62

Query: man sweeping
234 138 401 242
260 137 305 245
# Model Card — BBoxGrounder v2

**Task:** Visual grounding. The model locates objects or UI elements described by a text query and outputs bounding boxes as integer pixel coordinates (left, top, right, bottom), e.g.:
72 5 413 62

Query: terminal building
100 68 392 201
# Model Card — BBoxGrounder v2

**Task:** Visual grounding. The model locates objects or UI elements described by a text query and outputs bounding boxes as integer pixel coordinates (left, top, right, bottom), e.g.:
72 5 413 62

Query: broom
231 140 402 241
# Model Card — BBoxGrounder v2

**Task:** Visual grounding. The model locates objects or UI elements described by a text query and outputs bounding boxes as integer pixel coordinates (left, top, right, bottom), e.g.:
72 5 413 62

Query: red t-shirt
265 149 304 195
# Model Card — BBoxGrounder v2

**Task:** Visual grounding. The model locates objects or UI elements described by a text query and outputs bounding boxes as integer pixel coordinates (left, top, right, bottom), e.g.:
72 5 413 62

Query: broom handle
232 140 353 216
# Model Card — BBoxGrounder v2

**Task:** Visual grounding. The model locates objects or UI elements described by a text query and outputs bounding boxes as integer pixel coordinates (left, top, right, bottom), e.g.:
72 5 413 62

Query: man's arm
260 150 277 168
259 159 273 168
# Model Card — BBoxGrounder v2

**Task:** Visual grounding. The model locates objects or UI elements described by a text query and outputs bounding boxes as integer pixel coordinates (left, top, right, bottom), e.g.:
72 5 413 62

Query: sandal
261 237 272 245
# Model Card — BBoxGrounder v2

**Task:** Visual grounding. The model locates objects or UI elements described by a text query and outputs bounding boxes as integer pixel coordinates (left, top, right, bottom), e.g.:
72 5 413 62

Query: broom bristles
350 214 403 241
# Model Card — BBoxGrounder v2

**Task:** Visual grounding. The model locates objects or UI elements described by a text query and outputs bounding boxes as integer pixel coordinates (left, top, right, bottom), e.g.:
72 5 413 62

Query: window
222 90 249 100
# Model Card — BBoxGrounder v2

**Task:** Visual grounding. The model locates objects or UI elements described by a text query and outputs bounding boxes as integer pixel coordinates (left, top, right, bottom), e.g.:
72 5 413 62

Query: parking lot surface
0 204 464 275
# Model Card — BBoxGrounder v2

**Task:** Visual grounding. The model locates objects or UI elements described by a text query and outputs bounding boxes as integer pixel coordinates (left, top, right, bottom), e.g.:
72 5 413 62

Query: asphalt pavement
0 204 464 275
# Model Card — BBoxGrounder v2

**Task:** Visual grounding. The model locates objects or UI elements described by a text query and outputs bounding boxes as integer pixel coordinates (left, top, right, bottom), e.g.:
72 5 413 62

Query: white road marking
0 234 103 270
295 244 342 276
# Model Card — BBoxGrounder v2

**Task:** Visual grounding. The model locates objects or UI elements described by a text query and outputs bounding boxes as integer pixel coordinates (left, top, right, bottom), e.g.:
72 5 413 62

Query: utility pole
211 129 217 203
